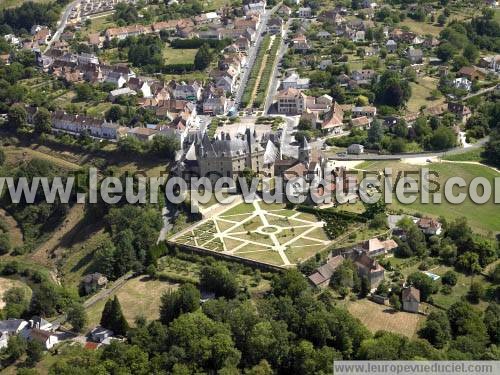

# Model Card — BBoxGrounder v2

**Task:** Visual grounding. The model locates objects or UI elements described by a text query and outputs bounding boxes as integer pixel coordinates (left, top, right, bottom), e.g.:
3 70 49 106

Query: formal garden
171 200 332 267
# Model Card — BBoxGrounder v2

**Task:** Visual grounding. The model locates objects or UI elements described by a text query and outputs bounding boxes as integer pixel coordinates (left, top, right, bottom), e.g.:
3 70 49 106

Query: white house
453 77 472 91
281 72 310 90
28 328 59 350
402 287 420 313
90 326 114 343
298 7 312 18
347 144 364 154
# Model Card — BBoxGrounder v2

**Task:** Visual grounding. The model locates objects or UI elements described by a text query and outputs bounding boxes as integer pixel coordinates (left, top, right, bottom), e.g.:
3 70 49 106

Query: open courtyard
171 200 331 267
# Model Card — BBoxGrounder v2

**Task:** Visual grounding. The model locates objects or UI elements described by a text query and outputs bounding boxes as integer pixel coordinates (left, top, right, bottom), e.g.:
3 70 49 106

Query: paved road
234 3 281 109
463 85 498 100
45 0 81 52
324 136 489 160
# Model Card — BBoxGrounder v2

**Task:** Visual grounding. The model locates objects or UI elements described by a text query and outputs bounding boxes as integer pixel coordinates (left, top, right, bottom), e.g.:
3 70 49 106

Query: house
276 87 305 114
320 102 344 134
458 66 486 81
171 81 202 101
30 316 53 332
350 116 371 129
291 34 311 52
278 5 292 16
317 31 331 39
364 46 379 57
308 255 344 288
298 7 312 18
244 1 266 14
236 36 251 51
28 328 59 349
448 102 472 123
215 75 234 93
417 217 442 235
0 319 29 335
127 78 152 98
281 72 310 89
33 27 51 45
352 106 377 118
361 238 398 257
347 144 364 154
453 77 472 91
402 286 420 313
88 33 103 48
105 24 149 41
203 95 228 115
318 59 333 70
478 55 500 72
89 326 114 343
105 72 127 88
407 47 423 64
267 18 283 35
318 10 345 25
386 39 397 53
353 30 365 42
82 272 108 294
351 69 376 84
353 251 385 288
128 127 158 141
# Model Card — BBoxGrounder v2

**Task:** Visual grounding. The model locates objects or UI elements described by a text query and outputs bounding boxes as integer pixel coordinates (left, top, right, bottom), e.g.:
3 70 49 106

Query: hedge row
241 35 271 108
254 35 281 109
170 38 232 49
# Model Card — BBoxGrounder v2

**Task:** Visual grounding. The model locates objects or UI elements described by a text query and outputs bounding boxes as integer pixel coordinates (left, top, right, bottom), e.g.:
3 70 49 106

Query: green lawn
0 0 50 10
163 46 198 65
357 161 500 236
442 148 485 162
408 77 443 113
400 18 442 37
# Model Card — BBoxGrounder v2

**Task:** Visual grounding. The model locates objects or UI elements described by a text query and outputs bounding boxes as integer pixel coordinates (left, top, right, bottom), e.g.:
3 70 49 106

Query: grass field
85 276 178 328
0 277 32 309
0 0 50 10
357 160 500 236
172 200 331 266
442 148 485 162
400 18 442 37
0 208 23 248
346 299 426 338
407 77 443 113
164 46 198 65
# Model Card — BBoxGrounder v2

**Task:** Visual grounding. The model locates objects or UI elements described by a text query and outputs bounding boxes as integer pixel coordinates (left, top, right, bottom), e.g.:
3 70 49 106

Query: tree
0 148 5 166
8 103 27 129
442 270 458 286
67 302 87 332
200 263 239 299
389 294 401 310
367 119 384 145
428 126 457 150
100 296 129 336
330 260 358 293
0 232 11 254
25 339 44 367
463 44 479 64
271 269 309 299
33 107 51 134
447 301 488 339
407 272 437 301
194 43 212 70
359 276 370 298
374 71 411 108
418 310 451 348
436 42 456 62
467 281 484 304
106 105 122 122
484 303 500 344
456 252 481 275
75 83 94 101
160 283 200 324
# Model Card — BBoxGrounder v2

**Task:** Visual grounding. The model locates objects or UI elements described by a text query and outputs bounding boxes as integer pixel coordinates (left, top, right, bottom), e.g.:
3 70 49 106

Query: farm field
400 18 442 37
171 200 331 266
356 160 500 236
346 299 426 339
